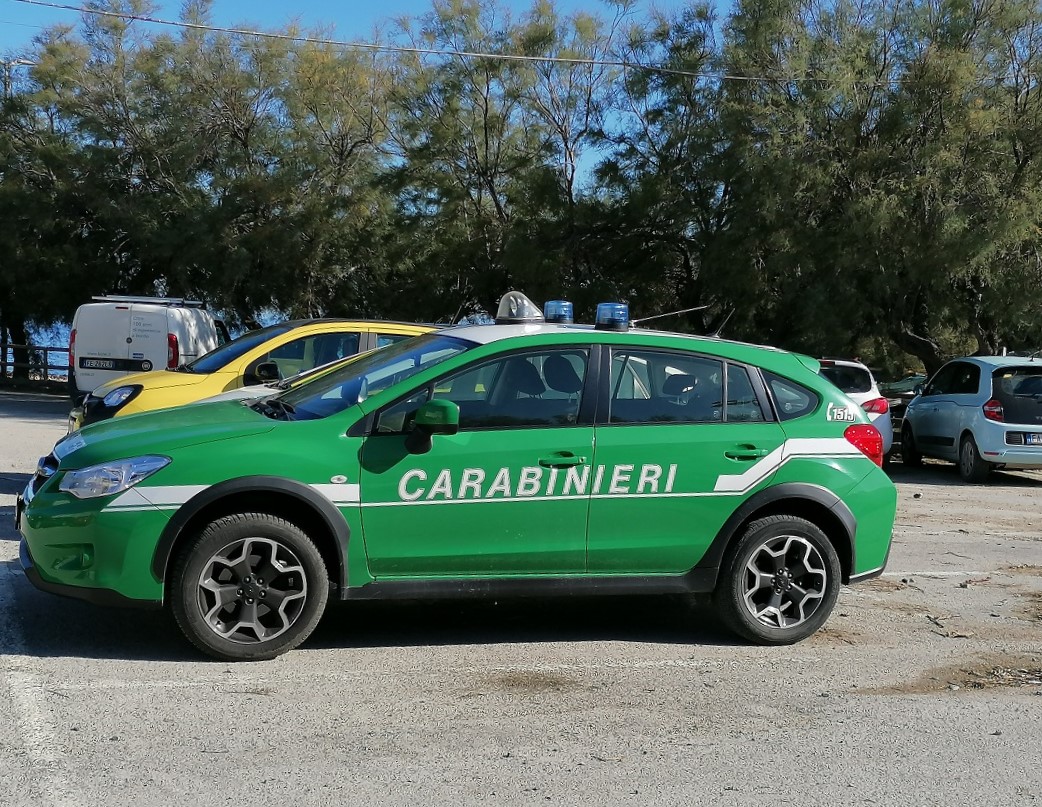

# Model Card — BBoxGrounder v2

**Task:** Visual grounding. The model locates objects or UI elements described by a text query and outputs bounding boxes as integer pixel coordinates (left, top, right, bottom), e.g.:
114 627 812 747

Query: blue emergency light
543 300 574 324
595 302 629 331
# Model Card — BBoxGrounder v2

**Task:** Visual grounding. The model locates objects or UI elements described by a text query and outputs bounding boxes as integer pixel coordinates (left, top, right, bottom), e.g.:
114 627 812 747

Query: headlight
59 455 170 499
102 386 141 408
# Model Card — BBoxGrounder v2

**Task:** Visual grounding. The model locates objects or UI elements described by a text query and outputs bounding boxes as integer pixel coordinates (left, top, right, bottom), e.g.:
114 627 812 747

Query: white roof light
494 291 545 324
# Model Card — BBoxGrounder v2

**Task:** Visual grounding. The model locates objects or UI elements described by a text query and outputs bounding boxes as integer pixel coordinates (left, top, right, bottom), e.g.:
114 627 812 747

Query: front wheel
171 513 329 661
713 516 841 645
959 435 991 483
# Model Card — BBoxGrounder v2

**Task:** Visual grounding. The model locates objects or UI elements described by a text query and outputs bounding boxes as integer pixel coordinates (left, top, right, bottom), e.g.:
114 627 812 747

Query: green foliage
2 0 1041 373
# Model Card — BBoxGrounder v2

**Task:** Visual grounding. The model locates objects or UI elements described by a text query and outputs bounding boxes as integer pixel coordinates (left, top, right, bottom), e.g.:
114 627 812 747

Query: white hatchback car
902 356 1042 481
817 359 894 459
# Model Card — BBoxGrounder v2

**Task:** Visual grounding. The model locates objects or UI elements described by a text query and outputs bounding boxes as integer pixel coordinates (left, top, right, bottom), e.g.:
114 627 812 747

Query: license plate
1027 433 1042 445
81 358 116 370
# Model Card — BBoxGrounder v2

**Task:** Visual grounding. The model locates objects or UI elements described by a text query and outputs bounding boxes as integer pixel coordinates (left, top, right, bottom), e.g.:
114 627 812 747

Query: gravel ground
1 390 1040 807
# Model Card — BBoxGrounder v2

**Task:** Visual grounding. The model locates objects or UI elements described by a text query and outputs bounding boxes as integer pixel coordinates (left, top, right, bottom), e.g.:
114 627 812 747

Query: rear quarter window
764 372 820 421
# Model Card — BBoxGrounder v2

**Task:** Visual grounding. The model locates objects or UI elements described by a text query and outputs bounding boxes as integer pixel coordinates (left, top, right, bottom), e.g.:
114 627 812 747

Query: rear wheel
959 435 991 483
901 424 922 467
171 513 329 661
713 516 841 645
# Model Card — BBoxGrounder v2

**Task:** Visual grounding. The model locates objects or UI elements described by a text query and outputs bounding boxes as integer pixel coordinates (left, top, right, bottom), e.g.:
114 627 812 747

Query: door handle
724 446 770 461
539 453 587 468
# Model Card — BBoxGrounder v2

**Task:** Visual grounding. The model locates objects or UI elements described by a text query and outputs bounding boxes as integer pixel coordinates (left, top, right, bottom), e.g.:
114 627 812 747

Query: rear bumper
848 540 891 584
978 445 1042 468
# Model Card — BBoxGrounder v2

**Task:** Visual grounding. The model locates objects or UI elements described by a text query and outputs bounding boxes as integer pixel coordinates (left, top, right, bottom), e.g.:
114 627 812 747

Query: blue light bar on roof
595 302 629 331
543 300 574 324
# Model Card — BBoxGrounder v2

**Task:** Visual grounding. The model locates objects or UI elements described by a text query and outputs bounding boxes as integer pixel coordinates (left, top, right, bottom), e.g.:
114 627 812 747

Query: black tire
713 515 841 645
958 434 991 483
901 424 923 467
171 513 329 661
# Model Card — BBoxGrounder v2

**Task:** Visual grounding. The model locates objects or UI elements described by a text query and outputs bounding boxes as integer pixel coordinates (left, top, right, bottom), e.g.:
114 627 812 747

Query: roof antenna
630 304 709 328
706 308 734 339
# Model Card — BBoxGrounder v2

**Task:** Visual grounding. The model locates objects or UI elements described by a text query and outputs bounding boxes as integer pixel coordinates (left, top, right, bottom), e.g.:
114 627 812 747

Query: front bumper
20 539 160 609
18 478 170 605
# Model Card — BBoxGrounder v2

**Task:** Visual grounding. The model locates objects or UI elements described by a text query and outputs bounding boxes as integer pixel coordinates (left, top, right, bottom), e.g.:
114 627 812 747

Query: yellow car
70 320 434 430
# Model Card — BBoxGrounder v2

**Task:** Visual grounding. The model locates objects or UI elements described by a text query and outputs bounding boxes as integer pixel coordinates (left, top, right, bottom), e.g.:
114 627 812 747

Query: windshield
272 333 475 420
186 324 295 374
275 351 369 390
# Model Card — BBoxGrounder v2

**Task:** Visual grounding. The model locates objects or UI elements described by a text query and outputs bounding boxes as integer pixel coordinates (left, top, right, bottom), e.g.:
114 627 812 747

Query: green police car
17 293 896 661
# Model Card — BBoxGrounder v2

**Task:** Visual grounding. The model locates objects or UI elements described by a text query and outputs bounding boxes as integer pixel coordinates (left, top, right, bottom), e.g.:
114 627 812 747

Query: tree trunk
890 324 946 376
9 319 30 381
0 312 7 380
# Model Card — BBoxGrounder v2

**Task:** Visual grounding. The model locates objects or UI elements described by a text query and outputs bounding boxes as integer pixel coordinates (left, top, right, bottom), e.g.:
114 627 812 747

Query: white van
69 296 228 399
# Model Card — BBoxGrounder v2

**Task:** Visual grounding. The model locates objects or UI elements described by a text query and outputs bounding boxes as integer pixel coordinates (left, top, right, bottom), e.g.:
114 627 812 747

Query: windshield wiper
250 396 296 421
266 398 296 418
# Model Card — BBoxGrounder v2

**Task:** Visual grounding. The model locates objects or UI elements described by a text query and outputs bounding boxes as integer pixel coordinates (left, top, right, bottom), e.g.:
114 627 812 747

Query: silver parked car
902 356 1042 481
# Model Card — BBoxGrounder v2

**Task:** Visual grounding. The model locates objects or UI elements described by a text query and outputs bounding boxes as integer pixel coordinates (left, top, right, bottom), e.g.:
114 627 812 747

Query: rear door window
607 350 723 424
992 367 1042 425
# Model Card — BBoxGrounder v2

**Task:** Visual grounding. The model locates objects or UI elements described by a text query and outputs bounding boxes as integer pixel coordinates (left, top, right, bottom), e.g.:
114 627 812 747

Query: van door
73 303 135 392
128 304 170 373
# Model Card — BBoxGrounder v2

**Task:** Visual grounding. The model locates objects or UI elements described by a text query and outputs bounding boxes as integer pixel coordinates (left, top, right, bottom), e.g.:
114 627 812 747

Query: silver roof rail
90 295 205 308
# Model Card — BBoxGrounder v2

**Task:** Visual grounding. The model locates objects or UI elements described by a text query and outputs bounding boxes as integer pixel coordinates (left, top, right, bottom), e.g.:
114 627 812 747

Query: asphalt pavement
1 390 1040 807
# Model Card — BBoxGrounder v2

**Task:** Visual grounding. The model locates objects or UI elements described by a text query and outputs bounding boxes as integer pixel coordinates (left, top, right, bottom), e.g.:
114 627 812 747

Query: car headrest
663 374 696 396
504 359 546 396
544 354 584 394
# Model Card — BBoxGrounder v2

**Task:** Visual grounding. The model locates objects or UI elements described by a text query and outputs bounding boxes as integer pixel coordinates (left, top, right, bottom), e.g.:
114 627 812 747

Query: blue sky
1 0 684 55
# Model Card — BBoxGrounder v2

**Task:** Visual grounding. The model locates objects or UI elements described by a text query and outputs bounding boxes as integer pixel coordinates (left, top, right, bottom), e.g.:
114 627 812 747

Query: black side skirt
342 567 719 601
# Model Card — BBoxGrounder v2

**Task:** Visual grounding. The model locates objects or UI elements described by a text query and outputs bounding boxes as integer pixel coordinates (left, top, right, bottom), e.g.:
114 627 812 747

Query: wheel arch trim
151 476 350 594
694 482 857 584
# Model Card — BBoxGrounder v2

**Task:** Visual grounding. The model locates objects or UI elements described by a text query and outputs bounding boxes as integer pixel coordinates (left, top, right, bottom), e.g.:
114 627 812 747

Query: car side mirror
256 361 280 382
405 400 460 454
913 383 924 396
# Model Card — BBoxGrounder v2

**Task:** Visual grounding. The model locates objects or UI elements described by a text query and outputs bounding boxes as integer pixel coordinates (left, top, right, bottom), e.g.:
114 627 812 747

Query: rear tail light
844 424 884 466
982 398 1004 422
862 397 889 415
167 333 179 369
69 328 76 368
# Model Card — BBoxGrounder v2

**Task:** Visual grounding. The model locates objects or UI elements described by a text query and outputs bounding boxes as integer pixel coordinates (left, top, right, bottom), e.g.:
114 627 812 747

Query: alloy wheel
741 534 828 629
196 536 308 644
